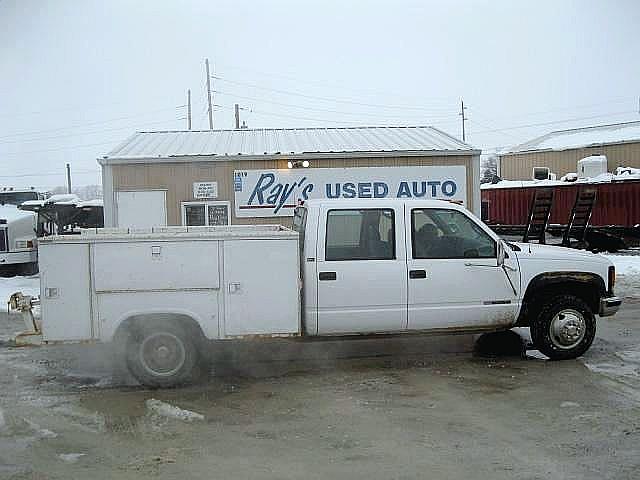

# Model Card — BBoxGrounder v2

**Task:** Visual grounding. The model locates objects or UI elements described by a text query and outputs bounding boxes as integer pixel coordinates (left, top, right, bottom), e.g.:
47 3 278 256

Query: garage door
116 190 167 228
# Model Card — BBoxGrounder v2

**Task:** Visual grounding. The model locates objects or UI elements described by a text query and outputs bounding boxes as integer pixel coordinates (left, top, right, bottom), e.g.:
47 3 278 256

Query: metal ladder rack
561 188 597 247
523 188 554 244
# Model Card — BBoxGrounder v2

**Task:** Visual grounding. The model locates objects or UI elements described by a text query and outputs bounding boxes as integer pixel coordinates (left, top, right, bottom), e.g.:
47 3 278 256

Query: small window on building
184 204 206 226
182 202 230 226
325 209 395 261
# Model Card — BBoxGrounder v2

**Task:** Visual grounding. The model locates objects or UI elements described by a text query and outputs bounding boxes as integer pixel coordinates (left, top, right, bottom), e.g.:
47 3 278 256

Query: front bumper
0 250 38 266
599 296 622 317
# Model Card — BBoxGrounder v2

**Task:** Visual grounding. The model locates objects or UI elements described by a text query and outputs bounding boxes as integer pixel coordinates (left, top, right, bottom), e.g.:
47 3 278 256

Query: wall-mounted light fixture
287 160 310 169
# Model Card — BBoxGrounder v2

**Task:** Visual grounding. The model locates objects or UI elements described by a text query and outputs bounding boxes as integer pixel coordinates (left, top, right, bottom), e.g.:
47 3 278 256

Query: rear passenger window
326 209 395 261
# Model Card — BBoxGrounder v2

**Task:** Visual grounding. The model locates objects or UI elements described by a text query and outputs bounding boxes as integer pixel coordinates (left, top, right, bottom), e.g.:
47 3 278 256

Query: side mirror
497 240 505 267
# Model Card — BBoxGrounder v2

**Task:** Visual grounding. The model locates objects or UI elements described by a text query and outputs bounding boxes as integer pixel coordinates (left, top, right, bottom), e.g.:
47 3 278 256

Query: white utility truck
12 199 621 387
0 188 45 275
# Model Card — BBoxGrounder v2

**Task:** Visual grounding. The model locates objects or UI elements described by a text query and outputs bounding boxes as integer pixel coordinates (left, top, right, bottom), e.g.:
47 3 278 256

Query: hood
512 242 612 265
0 204 35 224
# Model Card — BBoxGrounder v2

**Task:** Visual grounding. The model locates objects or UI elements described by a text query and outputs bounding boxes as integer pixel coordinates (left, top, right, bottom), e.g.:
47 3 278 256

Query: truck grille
0 229 6 252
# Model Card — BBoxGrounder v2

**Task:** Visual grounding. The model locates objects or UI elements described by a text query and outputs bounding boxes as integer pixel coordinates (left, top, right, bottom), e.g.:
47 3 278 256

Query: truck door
406 207 519 330
316 206 407 334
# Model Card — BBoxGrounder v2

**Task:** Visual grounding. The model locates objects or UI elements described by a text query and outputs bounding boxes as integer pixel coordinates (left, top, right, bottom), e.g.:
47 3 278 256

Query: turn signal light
608 266 616 293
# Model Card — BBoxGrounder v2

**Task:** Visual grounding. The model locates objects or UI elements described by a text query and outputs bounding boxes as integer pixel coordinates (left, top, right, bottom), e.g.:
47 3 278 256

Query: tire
530 294 596 360
125 321 201 388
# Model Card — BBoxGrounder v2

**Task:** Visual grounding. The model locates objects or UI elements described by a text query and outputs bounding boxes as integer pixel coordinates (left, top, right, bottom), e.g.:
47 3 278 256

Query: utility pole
235 103 240 129
460 99 468 142
187 89 192 130
66 163 72 194
205 58 214 130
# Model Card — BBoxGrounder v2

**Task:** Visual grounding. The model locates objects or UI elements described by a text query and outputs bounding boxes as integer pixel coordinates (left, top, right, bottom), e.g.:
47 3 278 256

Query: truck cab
0 188 44 274
295 199 619 357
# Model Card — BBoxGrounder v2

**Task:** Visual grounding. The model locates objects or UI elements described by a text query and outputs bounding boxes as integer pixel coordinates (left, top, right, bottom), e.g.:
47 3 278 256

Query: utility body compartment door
223 239 300 336
39 242 93 341
316 206 407 334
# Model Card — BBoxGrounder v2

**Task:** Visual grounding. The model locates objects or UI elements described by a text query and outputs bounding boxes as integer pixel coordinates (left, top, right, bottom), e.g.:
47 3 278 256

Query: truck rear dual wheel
125 322 202 388
530 294 596 360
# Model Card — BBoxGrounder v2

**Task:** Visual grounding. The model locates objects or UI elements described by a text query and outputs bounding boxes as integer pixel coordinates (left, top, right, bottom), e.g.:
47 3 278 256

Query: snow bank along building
99 126 481 228
498 121 640 180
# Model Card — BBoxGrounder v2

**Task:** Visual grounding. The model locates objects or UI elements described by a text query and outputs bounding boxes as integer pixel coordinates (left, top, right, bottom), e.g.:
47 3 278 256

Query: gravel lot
0 275 639 479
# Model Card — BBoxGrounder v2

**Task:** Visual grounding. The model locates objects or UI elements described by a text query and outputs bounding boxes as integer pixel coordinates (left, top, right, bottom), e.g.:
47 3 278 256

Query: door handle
409 269 427 279
319 271 337 281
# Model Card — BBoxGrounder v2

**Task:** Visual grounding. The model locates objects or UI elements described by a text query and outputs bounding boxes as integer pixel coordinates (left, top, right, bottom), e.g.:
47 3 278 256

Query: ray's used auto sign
234 166 467 217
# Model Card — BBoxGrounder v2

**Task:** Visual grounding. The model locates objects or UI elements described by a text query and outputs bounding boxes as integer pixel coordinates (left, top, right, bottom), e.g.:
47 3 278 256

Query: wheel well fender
112 313 207 352
517 272 605 326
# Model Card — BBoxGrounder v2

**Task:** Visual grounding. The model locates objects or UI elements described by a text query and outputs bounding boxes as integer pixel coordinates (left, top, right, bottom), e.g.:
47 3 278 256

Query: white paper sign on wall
193 181 218 199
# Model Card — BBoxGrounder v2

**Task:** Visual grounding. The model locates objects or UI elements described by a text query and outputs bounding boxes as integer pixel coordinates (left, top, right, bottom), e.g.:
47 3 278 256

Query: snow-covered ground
603 252 640 277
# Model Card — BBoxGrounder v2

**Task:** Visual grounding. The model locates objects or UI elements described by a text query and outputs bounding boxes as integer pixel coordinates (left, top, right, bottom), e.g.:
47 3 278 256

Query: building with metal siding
99 126 481 228
498 121 640 180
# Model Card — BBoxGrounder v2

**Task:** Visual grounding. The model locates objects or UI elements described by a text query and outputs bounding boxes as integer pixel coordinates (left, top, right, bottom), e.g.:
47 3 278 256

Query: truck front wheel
125 322 201 387
530 294 596 360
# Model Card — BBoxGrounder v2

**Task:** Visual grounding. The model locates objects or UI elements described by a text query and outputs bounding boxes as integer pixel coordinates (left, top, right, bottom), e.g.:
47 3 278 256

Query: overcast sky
1 0 639 189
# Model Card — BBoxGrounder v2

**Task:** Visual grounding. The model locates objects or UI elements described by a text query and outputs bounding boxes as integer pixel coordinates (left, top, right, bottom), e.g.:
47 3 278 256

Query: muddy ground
0 277 639 479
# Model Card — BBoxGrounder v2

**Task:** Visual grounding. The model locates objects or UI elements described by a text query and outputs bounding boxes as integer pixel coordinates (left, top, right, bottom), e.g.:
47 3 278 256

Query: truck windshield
0 192 39 206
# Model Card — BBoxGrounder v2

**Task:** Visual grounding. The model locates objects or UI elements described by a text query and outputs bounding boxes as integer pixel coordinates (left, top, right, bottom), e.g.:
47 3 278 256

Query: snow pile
145 399 204 422
58 453 86 463
482 167 640 189
0 275 40 304
616 166 640 177
603 254 640 276
510 121 640 152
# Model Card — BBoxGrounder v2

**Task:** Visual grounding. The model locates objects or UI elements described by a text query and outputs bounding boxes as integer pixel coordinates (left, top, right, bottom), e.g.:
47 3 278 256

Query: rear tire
125 321 201 388
530 294 596 360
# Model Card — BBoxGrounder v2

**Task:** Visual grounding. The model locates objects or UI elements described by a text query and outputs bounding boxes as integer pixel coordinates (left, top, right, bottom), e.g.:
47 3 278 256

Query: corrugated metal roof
505 121 640 154
101 126 475 162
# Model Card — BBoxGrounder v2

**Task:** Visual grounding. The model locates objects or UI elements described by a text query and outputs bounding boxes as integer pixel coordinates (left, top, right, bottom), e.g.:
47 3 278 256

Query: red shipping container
481 181 640 228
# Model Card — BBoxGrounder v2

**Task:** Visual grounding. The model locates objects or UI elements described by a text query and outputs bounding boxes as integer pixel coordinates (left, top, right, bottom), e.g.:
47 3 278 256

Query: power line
0 106 187 141
215 90 459 121
214 61 456 106
468 110 637 135
466 97 636 123
212 103 361 125
214 76 459 113
0 169 98 179
0 117 189 146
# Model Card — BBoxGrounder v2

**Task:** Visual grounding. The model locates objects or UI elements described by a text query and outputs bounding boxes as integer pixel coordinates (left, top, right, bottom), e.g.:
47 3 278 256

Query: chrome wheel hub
140 333 186 377
549 309 586 349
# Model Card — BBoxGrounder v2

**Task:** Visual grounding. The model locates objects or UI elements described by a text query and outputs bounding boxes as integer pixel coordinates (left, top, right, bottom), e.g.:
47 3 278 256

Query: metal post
460 99 467 142
66 163 71 194
187 89 192 130
235 103 240 129
205 58 214 130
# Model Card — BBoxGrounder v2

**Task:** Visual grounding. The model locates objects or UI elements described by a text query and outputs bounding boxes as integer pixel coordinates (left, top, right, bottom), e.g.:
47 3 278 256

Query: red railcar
481 180 640 228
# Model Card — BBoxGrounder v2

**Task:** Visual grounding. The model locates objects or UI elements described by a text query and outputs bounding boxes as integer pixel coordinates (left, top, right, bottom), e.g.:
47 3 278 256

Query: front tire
125 322 201 388
530 294 596 360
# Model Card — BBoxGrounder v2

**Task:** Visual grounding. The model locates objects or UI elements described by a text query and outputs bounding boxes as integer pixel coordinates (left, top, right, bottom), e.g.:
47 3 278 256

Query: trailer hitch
8 292 42 345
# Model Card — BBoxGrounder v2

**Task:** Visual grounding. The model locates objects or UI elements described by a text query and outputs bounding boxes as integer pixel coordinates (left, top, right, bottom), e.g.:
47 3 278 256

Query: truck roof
302 198 467 211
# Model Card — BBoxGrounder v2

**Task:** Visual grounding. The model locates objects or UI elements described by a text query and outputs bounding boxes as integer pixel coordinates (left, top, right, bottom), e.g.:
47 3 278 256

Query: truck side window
412 208 496 259
326 209 395 261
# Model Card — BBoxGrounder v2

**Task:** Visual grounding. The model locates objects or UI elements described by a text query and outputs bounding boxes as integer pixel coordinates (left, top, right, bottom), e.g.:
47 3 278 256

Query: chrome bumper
599 296 622 317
